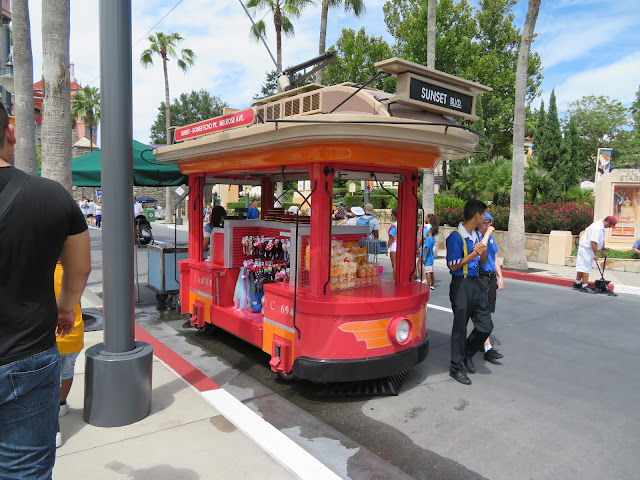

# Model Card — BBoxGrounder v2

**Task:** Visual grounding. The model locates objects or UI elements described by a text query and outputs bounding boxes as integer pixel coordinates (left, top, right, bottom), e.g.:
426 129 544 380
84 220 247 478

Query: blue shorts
59 351 81 381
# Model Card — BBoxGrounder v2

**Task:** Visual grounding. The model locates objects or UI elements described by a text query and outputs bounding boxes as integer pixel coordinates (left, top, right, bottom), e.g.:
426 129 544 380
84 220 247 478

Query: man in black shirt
0 101 91 477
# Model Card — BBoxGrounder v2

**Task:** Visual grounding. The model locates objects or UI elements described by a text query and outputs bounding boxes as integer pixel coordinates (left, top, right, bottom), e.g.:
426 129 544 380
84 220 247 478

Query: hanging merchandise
242 235 290 261
233 259 290 312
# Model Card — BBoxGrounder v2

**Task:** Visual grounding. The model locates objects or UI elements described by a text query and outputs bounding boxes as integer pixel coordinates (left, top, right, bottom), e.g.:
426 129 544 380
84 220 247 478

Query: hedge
226 201 298 211
436 201 595 235
571 248 637 259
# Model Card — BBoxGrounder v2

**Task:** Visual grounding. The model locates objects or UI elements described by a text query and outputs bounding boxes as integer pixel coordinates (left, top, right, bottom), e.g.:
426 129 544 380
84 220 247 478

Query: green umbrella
69 139 187 187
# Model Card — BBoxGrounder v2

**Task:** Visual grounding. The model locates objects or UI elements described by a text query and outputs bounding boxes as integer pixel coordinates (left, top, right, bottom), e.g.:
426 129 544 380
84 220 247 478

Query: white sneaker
56 431 62 448
59 402 69 417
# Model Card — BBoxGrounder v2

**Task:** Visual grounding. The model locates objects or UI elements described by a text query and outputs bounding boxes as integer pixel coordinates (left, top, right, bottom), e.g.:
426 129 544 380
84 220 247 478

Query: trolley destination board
408 78 474 116
376 57 491 121
174 108 257 142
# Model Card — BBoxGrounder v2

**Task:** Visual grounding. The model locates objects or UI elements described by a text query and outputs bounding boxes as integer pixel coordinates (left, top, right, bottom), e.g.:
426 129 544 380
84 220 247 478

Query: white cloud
22 0 639 143
554 52 640 110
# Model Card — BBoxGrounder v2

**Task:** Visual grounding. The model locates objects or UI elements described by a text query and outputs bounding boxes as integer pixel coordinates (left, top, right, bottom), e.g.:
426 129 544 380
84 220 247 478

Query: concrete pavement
64 226 639 480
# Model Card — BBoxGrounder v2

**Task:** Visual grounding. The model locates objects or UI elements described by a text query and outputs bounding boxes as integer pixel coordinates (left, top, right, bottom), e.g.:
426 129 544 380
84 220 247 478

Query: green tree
612 86 640 168
533 98 545 159
383 0 543 158
246 0 313 72
474 0 543 159
565 94 629 178
140 32 196 146
559 117 581 194
71 86 100 152
150 90 228 144
384 0 477 78
523 158 550 204
470 95 489 164
537 89 562 172
323 27 395 92
316 0 365 84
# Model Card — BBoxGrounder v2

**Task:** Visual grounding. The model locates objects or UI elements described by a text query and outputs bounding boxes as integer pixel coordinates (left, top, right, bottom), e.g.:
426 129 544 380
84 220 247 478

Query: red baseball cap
605 216 617 227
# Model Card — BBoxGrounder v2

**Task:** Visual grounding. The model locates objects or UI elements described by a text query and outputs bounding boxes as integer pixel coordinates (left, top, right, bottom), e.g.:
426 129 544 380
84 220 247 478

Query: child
421 225 438 290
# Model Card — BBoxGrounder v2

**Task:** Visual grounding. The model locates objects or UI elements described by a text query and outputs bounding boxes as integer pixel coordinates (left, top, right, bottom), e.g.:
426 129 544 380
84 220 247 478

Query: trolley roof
154 58 491 176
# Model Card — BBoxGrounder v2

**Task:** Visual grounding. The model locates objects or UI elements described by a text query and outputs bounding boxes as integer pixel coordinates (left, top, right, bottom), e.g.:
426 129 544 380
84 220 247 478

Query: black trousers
449 275 493 372
478 273 498 313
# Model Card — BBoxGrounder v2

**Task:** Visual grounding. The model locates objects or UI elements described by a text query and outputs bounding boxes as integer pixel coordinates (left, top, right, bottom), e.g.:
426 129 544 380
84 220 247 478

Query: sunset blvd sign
174 108 256 142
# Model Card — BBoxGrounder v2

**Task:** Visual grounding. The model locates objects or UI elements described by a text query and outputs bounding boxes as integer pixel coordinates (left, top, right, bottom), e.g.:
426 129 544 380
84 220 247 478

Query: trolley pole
84 0 153 427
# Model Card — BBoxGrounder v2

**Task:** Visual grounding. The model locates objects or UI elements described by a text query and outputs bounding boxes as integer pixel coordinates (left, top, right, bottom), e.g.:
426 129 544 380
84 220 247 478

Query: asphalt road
88 225 640 480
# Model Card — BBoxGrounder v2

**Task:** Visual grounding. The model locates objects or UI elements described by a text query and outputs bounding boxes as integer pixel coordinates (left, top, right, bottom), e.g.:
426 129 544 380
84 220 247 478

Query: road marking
428 303 453 313
134 324 341 480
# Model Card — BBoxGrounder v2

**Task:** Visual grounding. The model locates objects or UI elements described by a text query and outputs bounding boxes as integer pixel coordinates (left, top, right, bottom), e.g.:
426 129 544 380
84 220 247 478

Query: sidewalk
53 330 300 480
432 253 640 296
56 291 341 480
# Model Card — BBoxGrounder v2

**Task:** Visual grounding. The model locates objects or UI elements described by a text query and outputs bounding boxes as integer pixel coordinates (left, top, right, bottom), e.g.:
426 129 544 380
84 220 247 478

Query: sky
24 0 640 145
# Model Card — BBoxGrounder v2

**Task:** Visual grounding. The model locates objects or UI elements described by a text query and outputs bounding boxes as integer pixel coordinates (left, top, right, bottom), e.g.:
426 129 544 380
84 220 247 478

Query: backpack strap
455 229 468 276
0 169 29 223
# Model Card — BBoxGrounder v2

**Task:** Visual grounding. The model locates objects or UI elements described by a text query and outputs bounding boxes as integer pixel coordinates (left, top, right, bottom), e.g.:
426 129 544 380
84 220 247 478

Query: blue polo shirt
246 206 260 219
446 223 480 277
478 233 498 273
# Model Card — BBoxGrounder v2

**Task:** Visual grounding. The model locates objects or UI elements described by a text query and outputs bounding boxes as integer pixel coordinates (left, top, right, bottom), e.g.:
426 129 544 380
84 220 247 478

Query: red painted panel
210 305 264 347
213 232 225 265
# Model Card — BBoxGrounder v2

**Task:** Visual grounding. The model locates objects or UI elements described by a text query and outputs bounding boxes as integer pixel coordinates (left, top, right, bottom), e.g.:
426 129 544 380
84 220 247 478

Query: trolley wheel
156 293 169 303
277 371 298 382
197 321 217 335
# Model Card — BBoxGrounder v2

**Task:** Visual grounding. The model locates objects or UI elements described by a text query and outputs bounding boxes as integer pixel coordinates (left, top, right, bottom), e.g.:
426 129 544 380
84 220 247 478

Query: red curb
502 270 614 292
135 324 221 392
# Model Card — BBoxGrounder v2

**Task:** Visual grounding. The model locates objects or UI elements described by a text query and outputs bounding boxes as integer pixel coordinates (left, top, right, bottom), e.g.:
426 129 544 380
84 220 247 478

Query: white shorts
576 247 594 273
390 241 397 253
423 265 433 273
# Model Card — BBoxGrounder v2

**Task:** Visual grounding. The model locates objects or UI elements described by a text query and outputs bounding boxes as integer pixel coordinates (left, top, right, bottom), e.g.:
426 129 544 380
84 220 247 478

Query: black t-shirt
0 167 87 365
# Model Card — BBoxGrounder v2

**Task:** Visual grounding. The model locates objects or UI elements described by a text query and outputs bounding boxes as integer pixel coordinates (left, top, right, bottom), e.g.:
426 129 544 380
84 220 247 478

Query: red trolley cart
154 58 490 382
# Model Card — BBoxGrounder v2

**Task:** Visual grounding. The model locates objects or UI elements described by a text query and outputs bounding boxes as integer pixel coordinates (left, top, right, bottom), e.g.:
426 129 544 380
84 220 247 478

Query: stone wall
438 226 580 263
565 256 640 273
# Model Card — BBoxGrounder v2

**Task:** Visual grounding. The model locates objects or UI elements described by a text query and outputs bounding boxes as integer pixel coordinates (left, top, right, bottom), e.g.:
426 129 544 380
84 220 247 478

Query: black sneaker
572 283 582 290
484 348 503 364
580 286 597 294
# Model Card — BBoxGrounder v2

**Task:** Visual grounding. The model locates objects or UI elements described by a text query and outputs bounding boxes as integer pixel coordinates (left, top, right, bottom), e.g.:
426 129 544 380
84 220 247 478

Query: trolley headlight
388 317 413 345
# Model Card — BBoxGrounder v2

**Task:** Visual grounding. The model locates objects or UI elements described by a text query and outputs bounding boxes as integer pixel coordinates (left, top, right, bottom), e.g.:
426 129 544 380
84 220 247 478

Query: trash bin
143 207 156 222
147 243 188 303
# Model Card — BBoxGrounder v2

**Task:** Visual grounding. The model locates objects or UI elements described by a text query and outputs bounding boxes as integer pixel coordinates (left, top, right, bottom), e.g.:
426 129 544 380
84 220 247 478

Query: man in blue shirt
632 238 640 258
445 199 493 385
245 198 260 220
478 212 504 365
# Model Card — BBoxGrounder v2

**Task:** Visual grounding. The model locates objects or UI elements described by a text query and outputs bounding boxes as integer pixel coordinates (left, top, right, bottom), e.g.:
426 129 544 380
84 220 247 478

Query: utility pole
84 0 153 427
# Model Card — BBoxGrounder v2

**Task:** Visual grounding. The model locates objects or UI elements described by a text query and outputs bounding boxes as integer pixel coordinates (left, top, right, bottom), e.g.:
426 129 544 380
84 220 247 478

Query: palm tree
246 0 313 72
40 0 72 193
71 86 100 152
141 32 195 221
504 0 540 270
12 0 38 174
316 0 365 84
140 32 196 145
422 0 437 217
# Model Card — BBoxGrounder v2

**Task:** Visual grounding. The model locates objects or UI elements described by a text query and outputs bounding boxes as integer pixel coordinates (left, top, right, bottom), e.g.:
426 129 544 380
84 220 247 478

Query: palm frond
249 20 267 41
281 15 295 35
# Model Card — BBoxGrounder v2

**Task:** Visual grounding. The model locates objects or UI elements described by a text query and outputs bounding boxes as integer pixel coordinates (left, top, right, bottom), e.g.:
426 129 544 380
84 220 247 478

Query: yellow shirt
54 263 84 354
